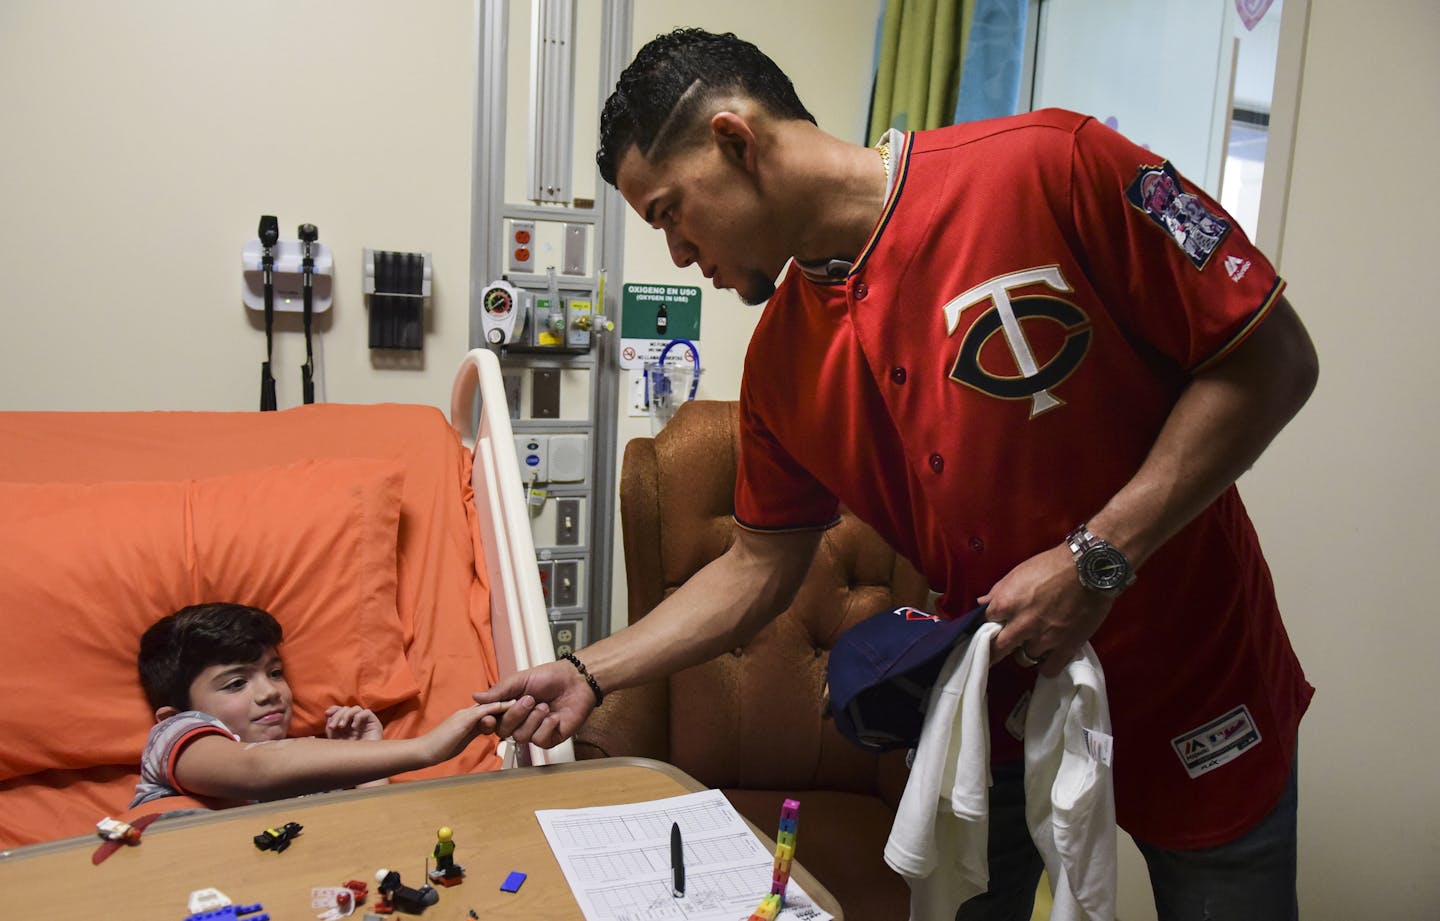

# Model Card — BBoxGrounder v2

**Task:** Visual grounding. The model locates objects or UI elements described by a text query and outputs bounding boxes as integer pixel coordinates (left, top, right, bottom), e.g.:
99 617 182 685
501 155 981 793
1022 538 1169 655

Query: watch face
1079 545 1131 592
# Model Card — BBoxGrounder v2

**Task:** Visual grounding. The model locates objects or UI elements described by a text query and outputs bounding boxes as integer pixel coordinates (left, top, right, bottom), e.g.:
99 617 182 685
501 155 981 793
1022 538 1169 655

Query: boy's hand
473 659 594 749
324 705 385 742
420 701 514 764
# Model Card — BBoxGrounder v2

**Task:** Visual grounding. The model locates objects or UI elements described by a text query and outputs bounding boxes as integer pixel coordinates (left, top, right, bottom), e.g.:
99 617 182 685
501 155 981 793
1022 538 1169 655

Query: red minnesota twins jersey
734 109 1312 849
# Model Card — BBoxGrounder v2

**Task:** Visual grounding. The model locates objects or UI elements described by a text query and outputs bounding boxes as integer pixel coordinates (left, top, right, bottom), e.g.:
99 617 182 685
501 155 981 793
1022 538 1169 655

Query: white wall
0 0 477 411
1245 0 1440 914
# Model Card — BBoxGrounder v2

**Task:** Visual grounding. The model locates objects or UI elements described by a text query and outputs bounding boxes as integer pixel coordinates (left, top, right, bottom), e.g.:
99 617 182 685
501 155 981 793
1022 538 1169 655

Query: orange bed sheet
0 403 502 848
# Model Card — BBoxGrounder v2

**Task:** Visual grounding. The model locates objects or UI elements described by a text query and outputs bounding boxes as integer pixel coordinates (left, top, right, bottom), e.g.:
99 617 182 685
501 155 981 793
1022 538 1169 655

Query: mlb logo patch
1126 160 1231 270
894 606 940 622
1171 705 1262 779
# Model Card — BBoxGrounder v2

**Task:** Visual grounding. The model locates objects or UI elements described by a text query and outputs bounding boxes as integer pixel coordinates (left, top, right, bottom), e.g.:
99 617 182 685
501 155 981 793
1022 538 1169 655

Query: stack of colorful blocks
748 798 800 921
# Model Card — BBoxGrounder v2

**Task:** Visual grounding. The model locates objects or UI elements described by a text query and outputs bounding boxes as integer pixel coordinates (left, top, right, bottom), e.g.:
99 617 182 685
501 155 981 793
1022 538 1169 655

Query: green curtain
867 0 971 145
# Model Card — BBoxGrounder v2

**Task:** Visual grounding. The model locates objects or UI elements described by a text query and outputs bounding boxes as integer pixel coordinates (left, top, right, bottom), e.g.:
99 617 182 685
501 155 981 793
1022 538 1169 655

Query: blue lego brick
183 905 269 921
500 870 527 893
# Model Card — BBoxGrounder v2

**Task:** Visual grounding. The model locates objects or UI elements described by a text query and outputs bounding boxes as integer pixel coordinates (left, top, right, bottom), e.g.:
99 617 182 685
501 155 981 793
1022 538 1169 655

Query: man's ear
710 111 758 173
154 705 180 723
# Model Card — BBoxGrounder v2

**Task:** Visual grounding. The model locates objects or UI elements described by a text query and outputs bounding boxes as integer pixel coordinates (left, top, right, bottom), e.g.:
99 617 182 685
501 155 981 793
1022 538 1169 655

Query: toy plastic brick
500 871 527 893
252 821 303 853
746 798 800 918
182 903 269 921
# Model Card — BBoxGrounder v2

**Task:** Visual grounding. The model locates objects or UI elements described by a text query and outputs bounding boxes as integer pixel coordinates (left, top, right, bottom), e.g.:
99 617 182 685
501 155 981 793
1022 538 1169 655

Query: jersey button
891 367 907 384
969 537 985 552
929 453 944 473
854 282 869 300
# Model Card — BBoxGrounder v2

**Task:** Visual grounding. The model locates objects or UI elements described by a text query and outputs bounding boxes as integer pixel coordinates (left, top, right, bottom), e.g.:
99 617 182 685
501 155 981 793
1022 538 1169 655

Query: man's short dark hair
138 603 283 712
597 28 816 187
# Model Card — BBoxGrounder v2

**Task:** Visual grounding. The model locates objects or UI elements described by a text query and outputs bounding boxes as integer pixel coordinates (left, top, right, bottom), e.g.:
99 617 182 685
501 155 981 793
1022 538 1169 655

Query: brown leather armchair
575 400 930 920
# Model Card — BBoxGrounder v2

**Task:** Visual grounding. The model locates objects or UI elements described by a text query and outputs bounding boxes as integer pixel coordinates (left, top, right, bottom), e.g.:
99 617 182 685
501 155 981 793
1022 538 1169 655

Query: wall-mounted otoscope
257 214 280 412
298 223 318 405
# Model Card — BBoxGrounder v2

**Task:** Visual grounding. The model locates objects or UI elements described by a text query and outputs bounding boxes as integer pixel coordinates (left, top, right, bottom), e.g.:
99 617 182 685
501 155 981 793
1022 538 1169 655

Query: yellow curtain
867 0 971 145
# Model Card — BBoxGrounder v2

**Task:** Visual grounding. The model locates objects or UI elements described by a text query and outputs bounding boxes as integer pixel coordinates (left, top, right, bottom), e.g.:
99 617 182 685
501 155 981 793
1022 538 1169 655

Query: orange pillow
0 457 420 780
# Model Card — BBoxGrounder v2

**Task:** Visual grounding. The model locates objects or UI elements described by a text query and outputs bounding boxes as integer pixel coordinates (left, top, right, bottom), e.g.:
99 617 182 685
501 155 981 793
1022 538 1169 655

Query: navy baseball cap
825 604 988 752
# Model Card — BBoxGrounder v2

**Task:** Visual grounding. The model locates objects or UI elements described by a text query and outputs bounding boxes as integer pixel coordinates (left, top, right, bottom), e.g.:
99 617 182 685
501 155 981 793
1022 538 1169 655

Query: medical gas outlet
480 281 606 352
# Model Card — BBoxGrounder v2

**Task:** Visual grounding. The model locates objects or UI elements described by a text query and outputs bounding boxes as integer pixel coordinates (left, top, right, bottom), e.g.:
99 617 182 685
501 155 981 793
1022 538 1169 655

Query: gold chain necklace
876 142 892 182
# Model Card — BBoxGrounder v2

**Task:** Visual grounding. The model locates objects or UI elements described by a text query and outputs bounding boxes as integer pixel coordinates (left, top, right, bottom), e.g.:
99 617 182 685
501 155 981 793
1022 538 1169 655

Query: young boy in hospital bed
132 602 510 808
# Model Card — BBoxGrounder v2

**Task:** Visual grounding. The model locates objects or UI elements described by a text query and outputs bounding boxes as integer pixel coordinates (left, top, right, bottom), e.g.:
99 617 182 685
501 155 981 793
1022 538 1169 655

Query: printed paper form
536 788 835 921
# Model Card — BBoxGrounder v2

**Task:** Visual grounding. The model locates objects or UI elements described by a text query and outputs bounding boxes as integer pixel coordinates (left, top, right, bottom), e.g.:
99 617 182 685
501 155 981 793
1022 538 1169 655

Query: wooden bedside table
0 757 843 920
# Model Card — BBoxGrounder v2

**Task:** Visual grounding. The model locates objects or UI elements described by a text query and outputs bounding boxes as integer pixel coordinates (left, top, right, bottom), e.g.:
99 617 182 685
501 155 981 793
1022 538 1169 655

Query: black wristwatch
1066 525 1136 597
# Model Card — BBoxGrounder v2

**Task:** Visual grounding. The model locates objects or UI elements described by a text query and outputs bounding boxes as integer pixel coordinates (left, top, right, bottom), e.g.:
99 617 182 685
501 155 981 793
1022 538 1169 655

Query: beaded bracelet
561 653 604 707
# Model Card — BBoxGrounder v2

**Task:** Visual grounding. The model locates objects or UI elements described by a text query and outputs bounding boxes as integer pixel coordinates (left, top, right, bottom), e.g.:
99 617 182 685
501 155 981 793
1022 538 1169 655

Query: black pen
670 821 685 898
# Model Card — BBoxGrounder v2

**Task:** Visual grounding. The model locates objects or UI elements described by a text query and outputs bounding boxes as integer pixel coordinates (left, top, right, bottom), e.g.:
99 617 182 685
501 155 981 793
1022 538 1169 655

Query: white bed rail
450 348 575 766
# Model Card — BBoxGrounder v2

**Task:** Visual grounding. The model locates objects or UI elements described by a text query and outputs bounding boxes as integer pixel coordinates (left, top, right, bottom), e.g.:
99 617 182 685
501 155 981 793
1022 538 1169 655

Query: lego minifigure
91 813 162 865
434 827 456 872
427 827 465 886
375 868 438 914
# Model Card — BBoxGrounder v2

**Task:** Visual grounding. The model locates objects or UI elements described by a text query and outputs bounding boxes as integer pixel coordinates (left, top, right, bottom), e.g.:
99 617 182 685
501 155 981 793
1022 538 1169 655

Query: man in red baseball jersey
478 29 1318 919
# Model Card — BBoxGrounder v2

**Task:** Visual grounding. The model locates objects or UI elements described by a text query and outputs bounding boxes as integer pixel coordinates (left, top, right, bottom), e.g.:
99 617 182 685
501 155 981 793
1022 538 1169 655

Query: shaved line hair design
597 28 816 187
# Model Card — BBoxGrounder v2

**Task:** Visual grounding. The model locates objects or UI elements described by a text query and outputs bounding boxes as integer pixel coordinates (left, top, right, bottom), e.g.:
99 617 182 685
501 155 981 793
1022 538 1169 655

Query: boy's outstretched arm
171 701 511 802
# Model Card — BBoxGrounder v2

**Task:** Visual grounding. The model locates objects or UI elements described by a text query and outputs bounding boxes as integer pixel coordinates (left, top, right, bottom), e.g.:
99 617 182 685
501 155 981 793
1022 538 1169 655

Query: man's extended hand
981 543 1114 678
473 659 597 749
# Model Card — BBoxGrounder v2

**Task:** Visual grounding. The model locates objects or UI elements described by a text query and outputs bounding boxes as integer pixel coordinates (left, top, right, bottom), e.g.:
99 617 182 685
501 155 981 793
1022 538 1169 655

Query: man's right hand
472 528 822 749
473 659 596 749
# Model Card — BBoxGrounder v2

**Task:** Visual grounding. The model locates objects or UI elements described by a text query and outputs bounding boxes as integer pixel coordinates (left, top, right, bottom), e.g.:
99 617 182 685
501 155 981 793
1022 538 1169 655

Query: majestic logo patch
1224 255 1251 282
1171 704 1262 779
941 266 1092 418
1126 161 1231 269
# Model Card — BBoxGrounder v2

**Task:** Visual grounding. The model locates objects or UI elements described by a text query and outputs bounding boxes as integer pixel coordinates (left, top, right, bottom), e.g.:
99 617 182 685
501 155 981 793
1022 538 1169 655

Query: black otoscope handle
298 223 318 405
258 215 280 412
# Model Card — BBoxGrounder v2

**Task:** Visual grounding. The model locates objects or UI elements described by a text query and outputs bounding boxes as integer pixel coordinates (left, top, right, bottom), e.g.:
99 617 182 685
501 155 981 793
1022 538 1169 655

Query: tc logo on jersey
941 266 1091 418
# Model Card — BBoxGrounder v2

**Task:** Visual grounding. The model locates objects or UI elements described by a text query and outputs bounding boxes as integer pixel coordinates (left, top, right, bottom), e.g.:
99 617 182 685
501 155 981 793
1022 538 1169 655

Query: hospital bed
0 349 569 850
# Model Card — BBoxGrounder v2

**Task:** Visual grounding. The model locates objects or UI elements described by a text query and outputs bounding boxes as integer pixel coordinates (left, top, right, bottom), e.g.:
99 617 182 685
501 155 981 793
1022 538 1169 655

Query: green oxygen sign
619 283 702 370
620 283 703 418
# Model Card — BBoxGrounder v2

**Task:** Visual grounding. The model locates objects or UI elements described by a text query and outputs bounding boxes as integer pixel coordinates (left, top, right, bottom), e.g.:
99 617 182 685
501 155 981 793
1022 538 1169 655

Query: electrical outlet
553 560 579 608
509 219 535 274
556 498 580 545
550 620 582 659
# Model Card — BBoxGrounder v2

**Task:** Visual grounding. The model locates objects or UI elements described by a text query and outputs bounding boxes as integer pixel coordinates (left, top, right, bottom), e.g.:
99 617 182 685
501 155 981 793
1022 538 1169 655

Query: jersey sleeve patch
1125 160 1231 270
